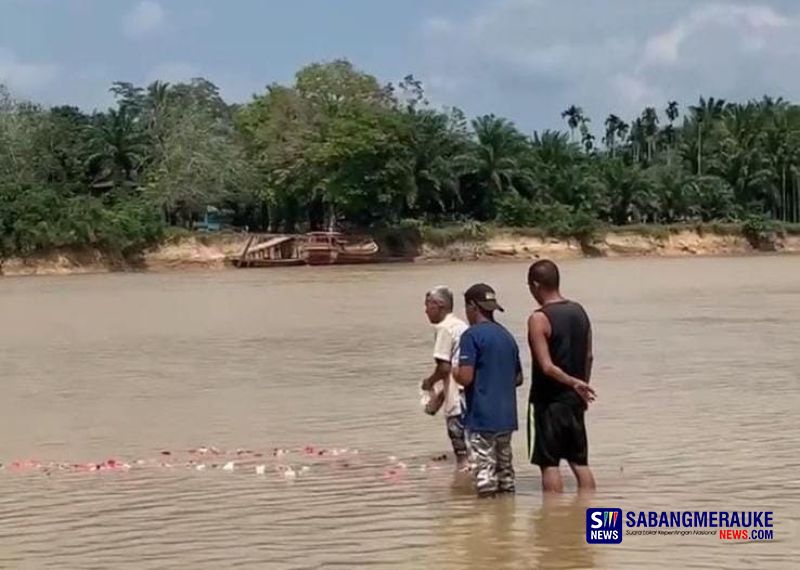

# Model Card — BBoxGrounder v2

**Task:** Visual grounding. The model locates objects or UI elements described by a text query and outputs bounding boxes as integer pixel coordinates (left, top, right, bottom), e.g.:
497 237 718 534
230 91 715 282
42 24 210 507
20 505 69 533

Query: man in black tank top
526 260 597 493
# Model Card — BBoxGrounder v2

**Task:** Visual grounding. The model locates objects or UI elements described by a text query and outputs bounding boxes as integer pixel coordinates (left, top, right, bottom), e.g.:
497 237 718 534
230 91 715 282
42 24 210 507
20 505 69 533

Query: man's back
459 321 521 433
530 300 591 407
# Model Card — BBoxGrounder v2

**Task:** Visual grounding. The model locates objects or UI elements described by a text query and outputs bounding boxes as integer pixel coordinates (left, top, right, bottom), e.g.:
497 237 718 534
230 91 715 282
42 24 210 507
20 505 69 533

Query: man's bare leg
540 466 564 493
568 463 596 492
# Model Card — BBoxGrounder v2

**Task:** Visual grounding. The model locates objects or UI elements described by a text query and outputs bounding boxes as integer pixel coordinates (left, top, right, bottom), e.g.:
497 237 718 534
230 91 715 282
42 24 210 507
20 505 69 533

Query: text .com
719 529 775 541
586 510 775 544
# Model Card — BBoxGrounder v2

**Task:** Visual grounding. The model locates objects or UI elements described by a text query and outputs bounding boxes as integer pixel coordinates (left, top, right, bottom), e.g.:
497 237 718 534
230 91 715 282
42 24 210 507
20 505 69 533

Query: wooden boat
231 235 305 268
303 232 380 266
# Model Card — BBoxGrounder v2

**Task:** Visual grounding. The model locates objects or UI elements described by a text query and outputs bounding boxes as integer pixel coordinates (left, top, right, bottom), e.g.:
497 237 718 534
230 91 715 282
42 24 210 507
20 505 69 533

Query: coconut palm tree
579 117 595 154
604 114 622 156
616 119 629 149
666 101 679 124
663 101 680 162
641 107 659 162
561 105 584 142
629 118 645 164
689 97 726 175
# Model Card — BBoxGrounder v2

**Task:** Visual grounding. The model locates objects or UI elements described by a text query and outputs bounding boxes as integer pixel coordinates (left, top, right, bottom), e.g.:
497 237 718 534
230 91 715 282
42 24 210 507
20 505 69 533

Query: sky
2 0 800 132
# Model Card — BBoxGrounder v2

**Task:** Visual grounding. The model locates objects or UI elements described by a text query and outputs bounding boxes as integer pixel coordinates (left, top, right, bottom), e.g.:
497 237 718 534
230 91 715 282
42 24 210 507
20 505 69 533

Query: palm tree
663 101 680 162
641 107 659 162
599 159 653 224
463 115 531 213
604 114 622 156
764 113 794 221
531 130 575 162
666 101 679 124
579 118 595 153
758 95 786 116
716 102 769 204
86 106 150 188
145 81 171 162
689 97 726 175
530 129 583 205
561 105 584 142
146 81 171 128
629 118 645 164
616 120 629 148
648 165 691 222
406 109 466 216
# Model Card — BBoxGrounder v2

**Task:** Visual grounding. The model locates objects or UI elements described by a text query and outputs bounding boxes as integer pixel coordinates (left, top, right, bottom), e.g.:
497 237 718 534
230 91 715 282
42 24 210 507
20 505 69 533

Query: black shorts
527 401 588 467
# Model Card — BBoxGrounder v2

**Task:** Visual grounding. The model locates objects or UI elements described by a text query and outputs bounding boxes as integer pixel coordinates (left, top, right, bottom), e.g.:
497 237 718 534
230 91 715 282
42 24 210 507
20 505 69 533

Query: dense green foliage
2 59 800 258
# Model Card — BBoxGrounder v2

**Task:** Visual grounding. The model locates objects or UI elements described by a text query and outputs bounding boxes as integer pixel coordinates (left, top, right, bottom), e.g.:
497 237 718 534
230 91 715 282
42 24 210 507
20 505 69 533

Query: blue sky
3 0 800 131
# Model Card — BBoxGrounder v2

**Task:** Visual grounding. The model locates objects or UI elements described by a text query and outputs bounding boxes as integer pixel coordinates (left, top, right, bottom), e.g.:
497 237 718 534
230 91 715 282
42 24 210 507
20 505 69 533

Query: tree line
2 59 799 258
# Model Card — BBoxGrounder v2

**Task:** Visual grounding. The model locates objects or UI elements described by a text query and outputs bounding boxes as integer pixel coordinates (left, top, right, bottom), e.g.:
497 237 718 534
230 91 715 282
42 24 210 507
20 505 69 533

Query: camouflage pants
446 415 469 461
469 431 515 496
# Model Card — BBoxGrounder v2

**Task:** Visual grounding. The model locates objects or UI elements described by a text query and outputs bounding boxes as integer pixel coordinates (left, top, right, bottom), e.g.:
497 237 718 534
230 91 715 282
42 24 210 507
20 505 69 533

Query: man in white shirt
422 286 470 470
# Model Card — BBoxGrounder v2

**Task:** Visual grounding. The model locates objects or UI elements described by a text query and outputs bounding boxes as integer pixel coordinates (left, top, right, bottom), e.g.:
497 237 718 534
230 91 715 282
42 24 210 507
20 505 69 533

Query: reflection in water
0 256 799 568
530 495 597 570
427 483 519 570
460 497 518 569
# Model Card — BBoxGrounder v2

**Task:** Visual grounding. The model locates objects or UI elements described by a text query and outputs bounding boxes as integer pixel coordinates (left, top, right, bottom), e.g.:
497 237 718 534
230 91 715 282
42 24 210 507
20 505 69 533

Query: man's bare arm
421 360 451 391
455 364 474 387
529 312 596 404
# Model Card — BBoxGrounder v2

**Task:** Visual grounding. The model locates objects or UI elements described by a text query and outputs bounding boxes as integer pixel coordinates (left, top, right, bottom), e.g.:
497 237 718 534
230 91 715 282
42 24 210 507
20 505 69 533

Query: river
0 256 798 569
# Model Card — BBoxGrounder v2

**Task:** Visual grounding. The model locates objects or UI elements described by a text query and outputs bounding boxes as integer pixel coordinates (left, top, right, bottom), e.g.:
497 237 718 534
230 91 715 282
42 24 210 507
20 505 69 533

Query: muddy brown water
0 256 798 569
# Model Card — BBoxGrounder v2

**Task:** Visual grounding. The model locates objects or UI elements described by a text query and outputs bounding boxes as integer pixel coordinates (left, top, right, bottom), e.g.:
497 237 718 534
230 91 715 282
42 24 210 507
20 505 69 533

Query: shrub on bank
0 183 164 259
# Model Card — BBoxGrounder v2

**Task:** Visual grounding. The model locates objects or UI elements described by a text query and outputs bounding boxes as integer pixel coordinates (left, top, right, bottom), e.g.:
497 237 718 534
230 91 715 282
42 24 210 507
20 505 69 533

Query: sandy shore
421 229 800 261
2 230 799 277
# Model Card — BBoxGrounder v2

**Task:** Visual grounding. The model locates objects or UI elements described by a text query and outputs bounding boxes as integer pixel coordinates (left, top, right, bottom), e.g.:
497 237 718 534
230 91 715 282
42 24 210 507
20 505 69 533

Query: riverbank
421 225 800 261
0 233 247 277
2 224 799 277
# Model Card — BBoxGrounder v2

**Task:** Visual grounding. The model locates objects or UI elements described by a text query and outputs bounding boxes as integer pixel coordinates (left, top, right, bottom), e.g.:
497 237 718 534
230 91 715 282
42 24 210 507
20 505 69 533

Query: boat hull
231 258 306 268
304 245 339 265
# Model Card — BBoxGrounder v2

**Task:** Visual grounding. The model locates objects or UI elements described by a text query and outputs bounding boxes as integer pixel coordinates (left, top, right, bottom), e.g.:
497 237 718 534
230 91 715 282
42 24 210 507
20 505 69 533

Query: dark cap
464 283 504 312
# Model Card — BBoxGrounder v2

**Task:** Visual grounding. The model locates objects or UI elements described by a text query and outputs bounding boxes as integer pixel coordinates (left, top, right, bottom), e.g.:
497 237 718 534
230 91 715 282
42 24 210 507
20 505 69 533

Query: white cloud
643 4 789 67
612 74 659 110
123 0 166 39
422 17 453 35
644 26 688 66
0 48 58 93
418 0 800 132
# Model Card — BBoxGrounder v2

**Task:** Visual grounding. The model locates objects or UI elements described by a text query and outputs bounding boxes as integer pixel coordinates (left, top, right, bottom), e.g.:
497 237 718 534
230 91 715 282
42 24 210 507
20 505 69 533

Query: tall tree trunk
782 166 787 222
697 125 702 176
327 202 336 232
266 201 276 233
795 176 799 223
795 175 799 223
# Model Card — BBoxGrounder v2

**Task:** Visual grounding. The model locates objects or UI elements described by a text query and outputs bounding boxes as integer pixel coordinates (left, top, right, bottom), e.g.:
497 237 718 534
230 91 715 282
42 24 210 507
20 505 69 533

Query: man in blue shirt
456 283 523 497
